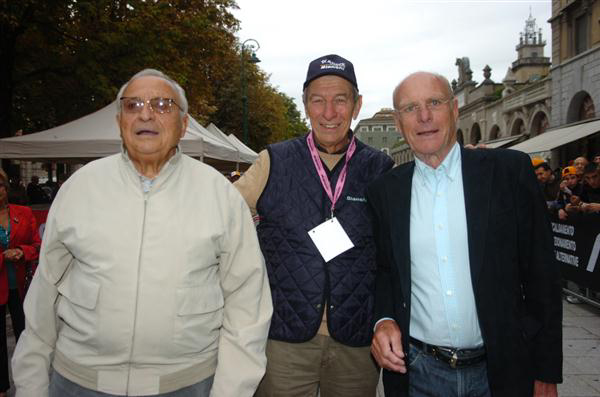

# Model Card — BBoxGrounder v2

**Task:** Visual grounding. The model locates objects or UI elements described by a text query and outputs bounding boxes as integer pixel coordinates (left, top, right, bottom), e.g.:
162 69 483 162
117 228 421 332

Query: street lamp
241 38 260 146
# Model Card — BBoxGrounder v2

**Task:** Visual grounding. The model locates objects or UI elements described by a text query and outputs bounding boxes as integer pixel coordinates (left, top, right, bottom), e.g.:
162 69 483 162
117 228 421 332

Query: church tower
511 10 551 82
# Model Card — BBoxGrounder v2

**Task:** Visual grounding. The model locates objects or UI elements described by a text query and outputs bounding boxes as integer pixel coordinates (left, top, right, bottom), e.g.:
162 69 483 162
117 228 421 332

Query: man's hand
533 380 558 397
371 320 406 373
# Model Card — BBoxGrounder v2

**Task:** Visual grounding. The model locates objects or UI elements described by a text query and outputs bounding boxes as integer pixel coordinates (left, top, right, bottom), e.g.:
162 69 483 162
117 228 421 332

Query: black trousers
0 289 25 392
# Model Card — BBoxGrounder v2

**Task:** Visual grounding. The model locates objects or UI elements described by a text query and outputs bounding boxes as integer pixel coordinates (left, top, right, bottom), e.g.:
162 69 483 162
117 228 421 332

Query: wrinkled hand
533 380 557 397
371 320 406 373
2 248 23 261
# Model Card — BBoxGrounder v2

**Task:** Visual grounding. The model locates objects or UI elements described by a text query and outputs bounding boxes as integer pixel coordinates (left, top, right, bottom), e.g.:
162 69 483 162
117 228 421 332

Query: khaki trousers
256 334 379 397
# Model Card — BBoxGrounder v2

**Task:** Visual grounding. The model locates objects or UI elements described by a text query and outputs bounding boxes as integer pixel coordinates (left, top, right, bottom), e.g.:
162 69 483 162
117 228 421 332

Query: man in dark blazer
367 72 562 397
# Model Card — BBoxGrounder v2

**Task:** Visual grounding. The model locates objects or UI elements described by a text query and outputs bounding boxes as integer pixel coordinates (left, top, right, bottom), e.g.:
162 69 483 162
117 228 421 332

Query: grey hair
302 84 360 105
392 71 454 110
115 68 188 117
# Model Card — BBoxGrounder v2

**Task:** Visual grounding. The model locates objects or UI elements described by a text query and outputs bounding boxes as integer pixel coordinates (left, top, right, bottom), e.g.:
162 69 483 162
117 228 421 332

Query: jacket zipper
125 193 148 395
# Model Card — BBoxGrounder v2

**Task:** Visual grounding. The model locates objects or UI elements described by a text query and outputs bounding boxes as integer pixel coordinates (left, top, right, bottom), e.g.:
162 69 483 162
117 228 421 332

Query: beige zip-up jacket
12 150 272 397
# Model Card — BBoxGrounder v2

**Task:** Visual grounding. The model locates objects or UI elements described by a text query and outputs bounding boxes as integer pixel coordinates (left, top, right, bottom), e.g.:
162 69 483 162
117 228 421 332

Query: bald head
390 71 458 169
393 72 453 111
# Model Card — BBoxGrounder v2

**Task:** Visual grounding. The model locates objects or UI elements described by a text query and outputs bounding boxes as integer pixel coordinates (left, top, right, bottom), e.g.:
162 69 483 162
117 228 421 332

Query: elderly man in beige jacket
11 69 272 397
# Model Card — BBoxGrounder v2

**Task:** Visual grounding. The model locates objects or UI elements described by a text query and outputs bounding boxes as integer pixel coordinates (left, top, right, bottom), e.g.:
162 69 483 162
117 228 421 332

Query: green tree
1 0 307 154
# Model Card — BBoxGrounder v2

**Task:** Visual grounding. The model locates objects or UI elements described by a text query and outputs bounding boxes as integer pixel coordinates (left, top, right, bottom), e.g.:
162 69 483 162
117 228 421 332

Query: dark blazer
367 147 563 397
0 204 41 304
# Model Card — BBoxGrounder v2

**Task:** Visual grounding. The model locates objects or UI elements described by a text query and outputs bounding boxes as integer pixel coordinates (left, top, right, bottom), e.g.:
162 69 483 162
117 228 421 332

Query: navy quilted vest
257 134 394 347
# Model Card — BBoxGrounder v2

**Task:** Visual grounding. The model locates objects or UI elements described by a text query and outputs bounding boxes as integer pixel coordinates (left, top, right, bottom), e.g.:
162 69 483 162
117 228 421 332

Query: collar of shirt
314 130 353 154
121 146 181 194
414 142 461 189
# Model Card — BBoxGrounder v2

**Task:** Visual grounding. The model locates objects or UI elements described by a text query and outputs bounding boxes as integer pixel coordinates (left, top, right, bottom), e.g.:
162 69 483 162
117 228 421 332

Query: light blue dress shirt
409 143 483 349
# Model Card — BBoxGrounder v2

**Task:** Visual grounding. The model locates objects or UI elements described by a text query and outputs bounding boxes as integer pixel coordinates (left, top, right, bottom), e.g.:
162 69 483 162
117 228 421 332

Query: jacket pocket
56 272 101 349
173 284 224 353
57 273 100 310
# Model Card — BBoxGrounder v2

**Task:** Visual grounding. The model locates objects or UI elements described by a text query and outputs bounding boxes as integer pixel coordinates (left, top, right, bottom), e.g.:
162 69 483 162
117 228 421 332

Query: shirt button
436 192 442 198
329 305 334 310
316 304 321 309
452 324 458 330
441 256 448 262
437 224 443 230
446 290 453 296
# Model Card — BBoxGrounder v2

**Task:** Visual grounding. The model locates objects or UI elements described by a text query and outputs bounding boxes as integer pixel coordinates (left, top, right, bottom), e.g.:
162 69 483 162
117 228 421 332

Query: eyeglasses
120 97 182 114
395 97 453 116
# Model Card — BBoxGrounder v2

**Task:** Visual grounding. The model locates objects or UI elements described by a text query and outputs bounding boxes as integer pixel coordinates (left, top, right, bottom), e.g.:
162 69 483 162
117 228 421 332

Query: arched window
488 125 500 141
457 129 464 146
470 123 481 145
511 119 525 136
567 91 595 123
530 112 549 137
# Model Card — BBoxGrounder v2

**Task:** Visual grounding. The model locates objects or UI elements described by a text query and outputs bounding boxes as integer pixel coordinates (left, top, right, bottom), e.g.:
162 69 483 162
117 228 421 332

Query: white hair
115 68 188 117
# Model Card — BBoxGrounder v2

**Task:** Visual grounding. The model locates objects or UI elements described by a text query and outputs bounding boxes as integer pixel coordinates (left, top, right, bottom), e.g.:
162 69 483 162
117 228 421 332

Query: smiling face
117 76 188 166
393 72 458 168
304 75 362 153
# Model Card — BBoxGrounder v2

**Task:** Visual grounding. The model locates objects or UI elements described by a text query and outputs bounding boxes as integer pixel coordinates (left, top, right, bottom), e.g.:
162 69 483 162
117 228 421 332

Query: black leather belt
409 337 486 368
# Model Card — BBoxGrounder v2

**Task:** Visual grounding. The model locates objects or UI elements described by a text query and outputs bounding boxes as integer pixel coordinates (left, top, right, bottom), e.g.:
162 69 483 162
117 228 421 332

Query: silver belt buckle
450 350 458 368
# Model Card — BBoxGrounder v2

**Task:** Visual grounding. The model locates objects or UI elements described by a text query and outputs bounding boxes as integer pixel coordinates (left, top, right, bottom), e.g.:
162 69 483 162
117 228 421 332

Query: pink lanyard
306 132 357 216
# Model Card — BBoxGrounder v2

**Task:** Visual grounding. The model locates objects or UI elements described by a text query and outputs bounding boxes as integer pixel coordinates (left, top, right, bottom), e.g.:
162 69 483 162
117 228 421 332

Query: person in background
534 161 560 208
573 156 589 181
26 176 49 205
228 170 241 183
580 163 600 212
368 71 562 397
11 69 272 397
560 166 585 220
235 54 394 396
0 168 41 397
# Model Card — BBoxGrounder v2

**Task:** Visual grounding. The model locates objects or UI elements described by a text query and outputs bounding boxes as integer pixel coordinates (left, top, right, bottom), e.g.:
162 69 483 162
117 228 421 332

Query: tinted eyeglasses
120 97 182 114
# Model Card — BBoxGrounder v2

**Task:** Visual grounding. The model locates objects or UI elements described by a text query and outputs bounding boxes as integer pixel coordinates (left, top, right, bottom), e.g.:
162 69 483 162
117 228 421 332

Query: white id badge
308 217 355 262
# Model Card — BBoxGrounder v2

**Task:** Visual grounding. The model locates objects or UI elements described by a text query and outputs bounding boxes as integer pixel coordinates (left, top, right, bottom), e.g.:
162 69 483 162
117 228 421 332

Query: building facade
354 108 403 155
549 0 600 162
455 12 552 148
390 12 553 165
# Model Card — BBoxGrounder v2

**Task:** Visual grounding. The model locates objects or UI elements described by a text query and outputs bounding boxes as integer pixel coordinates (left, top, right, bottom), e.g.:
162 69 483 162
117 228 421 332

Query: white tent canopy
206 123 258 163
0 101 243 164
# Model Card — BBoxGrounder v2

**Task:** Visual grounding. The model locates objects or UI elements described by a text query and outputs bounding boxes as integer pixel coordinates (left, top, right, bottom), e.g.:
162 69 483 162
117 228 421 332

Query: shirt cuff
374 317 395 332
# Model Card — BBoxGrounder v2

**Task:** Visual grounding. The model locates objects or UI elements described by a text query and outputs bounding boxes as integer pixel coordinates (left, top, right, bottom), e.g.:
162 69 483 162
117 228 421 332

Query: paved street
559 299 600 396
4 298 600 396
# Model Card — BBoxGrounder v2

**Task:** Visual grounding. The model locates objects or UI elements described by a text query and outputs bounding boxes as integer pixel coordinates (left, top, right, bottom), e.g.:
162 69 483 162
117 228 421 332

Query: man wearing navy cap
235 54 394 396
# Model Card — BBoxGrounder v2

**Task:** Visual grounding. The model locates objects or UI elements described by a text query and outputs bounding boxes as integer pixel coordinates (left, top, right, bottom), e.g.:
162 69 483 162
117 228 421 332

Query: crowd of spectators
535 154 600 304
5 175 66 207
534 155 600 220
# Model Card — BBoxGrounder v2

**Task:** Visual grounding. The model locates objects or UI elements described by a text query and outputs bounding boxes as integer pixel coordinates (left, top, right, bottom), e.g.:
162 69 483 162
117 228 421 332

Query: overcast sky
232 0 552 127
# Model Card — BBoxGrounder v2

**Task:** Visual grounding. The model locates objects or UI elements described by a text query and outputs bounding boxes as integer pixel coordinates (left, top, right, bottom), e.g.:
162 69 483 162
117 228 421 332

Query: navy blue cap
303 54 358 91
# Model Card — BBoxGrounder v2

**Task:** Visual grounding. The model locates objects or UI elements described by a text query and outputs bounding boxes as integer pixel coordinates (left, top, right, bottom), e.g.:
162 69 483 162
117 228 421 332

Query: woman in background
0 169 40 397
